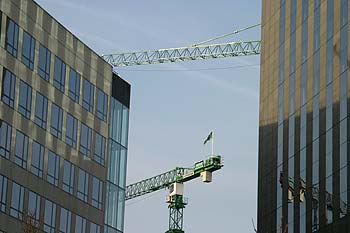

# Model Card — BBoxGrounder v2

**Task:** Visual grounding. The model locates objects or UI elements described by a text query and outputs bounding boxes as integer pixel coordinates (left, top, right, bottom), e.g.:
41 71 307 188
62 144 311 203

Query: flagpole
211 130 214 155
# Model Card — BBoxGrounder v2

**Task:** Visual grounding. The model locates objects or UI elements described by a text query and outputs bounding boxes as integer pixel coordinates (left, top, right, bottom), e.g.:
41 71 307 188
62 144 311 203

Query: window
59 207 71 233
47 151 59 186
68 68 80 103
31 140 44 178
90 223 101 233
0 120 12 159
50 104 63 139
34 92 48 129
96 89 107 121
38 44 51 81
65 113 78 148
0 175 7 212
18 80 32 119
75 215 87 233
80 123 92 157
82 79 94 112
62 160 74 194
28 191 41 222
44 199 56 233
14 130 29 169
92 176 103 209
53 56 66 92
10 182 24 219
6 18 19 57
94 132 106 165
22 31 35 70
1 68 16 108
77 169 89 202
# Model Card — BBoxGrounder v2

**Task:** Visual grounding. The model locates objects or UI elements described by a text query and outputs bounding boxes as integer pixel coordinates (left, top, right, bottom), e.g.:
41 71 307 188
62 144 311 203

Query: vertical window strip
312 2 321 231
21 31 36 70
10 182 24 219
14 130 29 169
339 0 348 218
31 140 44 178
6 18 19 57
0 175 7 212
47 151 60 186
325 0 334 225
0 120 12 159
1 69 16 108
38 44 51 81
276 1 285 232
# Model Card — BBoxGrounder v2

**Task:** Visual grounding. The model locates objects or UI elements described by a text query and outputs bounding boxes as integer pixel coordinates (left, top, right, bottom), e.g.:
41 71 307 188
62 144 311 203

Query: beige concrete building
0 0 130 232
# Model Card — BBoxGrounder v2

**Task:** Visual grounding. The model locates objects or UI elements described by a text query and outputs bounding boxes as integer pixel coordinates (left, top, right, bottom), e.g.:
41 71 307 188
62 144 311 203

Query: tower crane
104 24 258 233
102 24 261 67
125 155 223 233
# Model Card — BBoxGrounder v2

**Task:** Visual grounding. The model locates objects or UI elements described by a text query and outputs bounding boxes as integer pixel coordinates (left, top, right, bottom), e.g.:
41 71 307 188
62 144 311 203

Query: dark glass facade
259 1 350 232
0 0 130 232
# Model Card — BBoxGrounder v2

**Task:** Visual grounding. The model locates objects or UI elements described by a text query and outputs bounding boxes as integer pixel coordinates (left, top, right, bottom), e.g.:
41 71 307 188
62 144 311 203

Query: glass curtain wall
105 98 129 233
312 1 321 231
288 1 297 232
325 0 334 224
276 1 286 232
299 1 308 232
339 0 348 219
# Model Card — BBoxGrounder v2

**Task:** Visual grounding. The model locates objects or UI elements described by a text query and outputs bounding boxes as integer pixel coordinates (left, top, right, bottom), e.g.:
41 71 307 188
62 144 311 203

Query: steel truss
102 40 261 67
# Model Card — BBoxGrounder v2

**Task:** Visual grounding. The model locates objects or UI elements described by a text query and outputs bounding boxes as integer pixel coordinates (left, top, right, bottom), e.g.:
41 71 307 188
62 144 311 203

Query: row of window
5 16 108 122
0 174 101 233
0 121 103 210
1 68 106 165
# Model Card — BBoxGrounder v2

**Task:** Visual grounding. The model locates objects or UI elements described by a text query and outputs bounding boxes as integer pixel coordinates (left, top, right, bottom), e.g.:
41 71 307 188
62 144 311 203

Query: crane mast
126 155 223 233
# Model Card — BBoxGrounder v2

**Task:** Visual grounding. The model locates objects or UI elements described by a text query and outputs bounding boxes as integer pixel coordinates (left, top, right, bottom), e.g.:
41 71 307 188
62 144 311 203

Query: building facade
259 1 349 233
0 0 130 232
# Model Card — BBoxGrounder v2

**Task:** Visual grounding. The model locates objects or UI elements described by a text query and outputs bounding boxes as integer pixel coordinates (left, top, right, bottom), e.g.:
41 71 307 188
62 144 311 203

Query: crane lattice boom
102 40 261 67
126 155 223 200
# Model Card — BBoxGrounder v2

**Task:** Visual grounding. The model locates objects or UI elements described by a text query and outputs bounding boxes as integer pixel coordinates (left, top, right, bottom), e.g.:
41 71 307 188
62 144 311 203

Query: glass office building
259 1 349 232
0 0 130 232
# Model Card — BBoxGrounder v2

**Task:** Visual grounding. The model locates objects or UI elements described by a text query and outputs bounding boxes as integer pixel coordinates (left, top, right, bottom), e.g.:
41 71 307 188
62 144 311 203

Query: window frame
18 80 32 119
31 140 44 178
82 79 94 113
65 113 78 148
6 17 19 57
62 159 74 194
96 88 107 122
68 68 80 103
79 123 92 157
53 56 66 93
21 30 36 70
77 169 89 202
34 92 48 129
47 150 60 187
1 68 16 108
0 174 7 213
0 120 12 159
44 199 56 233
38 44 51 81
92 176 103 209
14 130 29 169
94 132 106 166
10 182 24 219
50 103 63 139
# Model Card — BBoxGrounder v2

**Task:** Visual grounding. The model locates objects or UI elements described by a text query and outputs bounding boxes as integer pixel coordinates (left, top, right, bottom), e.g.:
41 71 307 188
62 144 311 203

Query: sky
35 1 262 232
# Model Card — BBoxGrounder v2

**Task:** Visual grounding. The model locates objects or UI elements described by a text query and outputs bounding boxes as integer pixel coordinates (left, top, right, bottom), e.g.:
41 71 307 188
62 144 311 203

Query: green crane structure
125 155 223 233
102 24 261 67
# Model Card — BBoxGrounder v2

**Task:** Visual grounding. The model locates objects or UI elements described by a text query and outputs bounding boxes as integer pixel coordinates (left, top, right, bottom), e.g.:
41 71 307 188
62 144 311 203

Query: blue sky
36 1 262 232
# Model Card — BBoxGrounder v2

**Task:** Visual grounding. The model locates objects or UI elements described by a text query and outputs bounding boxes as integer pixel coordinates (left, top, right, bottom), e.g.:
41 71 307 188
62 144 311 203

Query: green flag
203 131 213 145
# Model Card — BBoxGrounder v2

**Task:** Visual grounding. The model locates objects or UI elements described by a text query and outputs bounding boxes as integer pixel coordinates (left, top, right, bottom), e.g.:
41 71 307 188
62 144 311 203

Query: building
0 0 130 232
258 1 349 233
